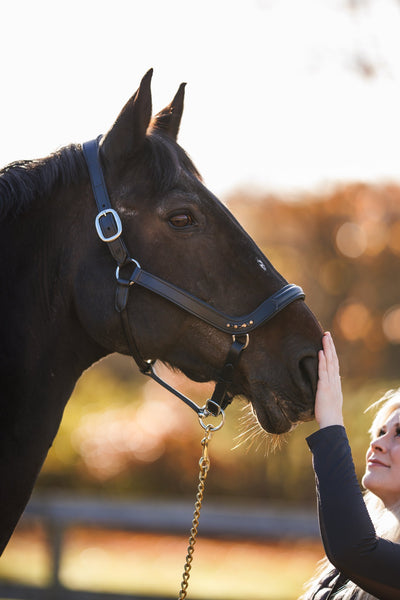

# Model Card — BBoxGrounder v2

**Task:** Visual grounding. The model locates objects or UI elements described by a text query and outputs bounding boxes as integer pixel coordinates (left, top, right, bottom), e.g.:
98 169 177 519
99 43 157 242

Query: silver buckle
95 209 122 242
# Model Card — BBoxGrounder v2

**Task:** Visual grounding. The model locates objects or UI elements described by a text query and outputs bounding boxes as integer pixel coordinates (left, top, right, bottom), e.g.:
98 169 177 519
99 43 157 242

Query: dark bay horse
0 70 322 553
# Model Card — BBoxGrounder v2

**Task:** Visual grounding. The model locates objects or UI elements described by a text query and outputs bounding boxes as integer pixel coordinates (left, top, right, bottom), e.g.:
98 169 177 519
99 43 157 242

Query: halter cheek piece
82 138 305 418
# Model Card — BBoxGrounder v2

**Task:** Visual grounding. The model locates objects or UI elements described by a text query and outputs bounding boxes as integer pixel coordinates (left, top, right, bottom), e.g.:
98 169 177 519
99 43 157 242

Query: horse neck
0 187 110 555
0 191 105 431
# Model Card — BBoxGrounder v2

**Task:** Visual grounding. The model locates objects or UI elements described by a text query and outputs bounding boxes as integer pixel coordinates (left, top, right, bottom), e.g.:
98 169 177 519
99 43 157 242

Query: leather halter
82 138 305 417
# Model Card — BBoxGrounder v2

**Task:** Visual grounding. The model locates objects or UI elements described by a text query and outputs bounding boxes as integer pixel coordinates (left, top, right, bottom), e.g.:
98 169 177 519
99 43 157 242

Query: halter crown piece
82 138 305 418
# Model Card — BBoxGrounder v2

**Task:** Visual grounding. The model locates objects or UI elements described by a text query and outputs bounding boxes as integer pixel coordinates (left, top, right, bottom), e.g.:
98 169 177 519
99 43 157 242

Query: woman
300 332 400 600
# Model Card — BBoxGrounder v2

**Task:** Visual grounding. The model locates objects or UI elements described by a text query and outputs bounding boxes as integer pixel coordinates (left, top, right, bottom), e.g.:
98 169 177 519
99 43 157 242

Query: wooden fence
0 494 319 600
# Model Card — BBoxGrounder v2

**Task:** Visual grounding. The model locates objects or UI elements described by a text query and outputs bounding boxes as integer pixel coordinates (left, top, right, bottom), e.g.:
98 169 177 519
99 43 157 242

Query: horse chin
251 390 298 434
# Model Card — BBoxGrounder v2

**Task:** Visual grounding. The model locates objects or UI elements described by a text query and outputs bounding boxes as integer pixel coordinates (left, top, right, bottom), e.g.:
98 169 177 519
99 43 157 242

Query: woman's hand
315 332 344 428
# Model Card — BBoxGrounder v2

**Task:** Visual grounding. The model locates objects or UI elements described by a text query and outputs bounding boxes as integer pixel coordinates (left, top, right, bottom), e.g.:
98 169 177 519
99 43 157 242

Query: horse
0 69 322 554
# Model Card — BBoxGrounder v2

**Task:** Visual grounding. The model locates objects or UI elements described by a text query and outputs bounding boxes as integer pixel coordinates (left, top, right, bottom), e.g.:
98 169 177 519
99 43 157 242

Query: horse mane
0 144 87 222
0 133 202 223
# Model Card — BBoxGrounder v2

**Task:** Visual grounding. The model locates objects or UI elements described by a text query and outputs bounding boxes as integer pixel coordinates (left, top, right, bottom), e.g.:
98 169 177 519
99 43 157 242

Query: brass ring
232 333 250 349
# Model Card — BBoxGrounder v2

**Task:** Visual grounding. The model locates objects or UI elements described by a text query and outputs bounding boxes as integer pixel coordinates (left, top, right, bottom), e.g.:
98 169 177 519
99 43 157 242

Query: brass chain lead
178 424 213 600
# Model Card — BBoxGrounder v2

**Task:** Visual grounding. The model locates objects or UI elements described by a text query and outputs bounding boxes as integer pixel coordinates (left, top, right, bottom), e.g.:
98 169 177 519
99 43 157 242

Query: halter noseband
82 138 305 418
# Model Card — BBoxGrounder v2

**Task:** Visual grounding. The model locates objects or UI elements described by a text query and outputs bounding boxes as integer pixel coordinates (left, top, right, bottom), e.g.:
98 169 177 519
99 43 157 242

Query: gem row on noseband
226 321 254 329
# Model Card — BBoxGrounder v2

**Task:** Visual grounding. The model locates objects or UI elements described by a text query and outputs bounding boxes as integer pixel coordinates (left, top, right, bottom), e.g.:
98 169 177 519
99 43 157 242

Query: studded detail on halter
226 321 254 329
82 137 305 418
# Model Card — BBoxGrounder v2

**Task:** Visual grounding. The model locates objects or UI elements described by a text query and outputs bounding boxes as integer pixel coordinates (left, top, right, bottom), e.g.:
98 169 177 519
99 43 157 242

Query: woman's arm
308 333 400 599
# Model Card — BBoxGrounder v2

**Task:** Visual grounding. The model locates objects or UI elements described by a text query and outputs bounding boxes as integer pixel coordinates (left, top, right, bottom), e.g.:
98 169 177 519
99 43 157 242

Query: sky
2 0 400 199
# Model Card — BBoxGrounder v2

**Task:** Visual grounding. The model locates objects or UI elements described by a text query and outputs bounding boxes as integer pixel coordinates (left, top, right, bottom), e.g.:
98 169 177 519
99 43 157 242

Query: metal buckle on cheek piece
95 208 122 242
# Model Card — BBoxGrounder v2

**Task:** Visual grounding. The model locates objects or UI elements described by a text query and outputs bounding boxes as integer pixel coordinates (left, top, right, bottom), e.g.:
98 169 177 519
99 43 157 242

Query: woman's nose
371 436 387 453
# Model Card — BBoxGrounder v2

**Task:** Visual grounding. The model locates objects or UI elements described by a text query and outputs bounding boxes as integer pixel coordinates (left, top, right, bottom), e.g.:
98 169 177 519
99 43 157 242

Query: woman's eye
168 213 194 228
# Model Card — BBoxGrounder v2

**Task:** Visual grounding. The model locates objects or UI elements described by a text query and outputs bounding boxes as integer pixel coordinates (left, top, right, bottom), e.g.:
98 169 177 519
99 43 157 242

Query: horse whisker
232 403 289 455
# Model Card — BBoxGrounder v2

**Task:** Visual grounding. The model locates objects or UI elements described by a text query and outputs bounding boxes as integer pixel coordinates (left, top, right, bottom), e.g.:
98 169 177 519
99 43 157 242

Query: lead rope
178 413 224 600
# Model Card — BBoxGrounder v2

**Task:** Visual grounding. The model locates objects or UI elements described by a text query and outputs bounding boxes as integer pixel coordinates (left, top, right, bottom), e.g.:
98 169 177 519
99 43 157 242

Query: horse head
74 70 322 434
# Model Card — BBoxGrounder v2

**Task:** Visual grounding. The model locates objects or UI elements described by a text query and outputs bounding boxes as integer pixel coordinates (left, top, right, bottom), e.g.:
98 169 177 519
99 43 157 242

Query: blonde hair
299 390 400 600
367 388 400 441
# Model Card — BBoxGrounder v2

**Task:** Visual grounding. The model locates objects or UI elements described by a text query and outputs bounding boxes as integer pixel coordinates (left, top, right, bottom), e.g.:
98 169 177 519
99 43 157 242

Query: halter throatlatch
82 138 305 418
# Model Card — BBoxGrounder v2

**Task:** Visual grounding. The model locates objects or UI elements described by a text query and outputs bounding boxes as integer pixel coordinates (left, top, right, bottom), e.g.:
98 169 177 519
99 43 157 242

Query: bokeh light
335 222 367 258
336 301 372 341
388 221 400 256
382 305 400 344
362 221 388 256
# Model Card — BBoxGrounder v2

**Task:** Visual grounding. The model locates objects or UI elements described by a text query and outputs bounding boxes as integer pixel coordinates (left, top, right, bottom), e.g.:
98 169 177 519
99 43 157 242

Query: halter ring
232 333 250 349
198 406 225 431
115 258 141 286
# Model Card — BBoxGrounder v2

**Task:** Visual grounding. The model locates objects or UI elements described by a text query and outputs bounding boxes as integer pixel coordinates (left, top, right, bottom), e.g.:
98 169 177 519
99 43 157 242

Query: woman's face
362 408 400 507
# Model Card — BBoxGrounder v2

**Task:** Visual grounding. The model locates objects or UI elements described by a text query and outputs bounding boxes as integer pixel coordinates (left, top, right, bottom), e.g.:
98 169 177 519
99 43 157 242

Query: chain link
178 425 213 600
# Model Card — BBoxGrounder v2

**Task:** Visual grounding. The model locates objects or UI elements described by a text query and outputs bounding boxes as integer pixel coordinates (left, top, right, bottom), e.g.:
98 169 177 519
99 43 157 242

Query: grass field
0 524 324 600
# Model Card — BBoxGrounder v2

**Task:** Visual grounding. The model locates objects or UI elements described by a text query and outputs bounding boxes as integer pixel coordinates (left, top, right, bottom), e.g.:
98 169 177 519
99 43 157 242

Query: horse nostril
298 354 319 400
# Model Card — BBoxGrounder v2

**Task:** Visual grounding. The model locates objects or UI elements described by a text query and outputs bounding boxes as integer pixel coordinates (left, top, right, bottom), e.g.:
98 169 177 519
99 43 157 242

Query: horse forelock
141 132 202 194
0 145 87 222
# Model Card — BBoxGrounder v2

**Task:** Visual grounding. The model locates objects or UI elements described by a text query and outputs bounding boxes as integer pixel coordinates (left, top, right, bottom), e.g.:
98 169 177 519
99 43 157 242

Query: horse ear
151 82 186 140
100 69 153 162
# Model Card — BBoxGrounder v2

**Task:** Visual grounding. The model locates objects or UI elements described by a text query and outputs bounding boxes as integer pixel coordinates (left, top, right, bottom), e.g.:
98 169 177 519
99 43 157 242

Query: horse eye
168 213 194 228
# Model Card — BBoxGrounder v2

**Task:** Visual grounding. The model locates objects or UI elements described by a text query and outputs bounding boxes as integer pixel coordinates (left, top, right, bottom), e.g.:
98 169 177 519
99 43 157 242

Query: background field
0 523 324 600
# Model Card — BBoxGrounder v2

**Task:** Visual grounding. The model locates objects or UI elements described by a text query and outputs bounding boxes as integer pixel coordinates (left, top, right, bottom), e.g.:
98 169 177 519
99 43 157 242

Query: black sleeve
307 425 400 600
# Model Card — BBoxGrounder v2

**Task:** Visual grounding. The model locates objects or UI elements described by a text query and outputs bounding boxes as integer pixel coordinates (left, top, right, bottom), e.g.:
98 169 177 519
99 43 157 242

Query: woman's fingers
322 332 340 383
318 348 326 376
314 332 344 428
